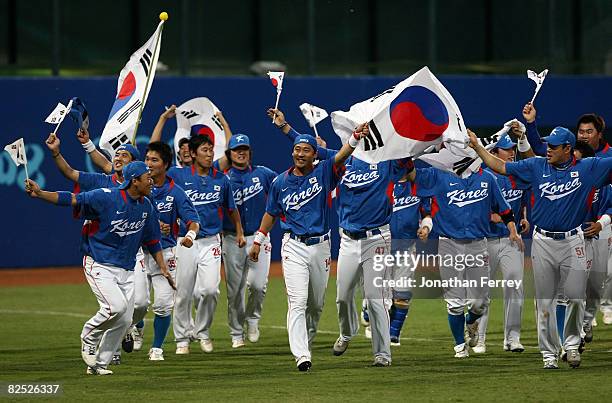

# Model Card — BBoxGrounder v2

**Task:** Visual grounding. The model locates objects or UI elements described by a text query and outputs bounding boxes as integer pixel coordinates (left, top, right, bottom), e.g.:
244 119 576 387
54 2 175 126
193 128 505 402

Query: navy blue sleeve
74 188 110 220
525 121 547 157
175 186 200 227
223 176 237 210
265 176 283 217
413 168 439 197
143 203 162 255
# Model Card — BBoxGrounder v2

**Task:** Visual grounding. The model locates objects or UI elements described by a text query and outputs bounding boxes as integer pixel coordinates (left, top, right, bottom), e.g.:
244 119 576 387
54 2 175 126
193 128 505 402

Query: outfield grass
1 277 611 402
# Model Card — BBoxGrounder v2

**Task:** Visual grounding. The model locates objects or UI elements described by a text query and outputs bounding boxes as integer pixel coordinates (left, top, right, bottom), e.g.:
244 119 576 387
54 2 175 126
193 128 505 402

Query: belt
223 230 255 237
195 233 220 240
534 226 579 240
342 227 384 240
288 232 330 246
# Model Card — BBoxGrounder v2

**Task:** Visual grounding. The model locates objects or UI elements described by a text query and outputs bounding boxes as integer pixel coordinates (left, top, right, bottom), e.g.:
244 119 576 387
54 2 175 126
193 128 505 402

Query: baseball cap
495 133 516 150
293 134 317 151
116 143 141 161
119 161 150 189
543 127 576 147
228 134 251 150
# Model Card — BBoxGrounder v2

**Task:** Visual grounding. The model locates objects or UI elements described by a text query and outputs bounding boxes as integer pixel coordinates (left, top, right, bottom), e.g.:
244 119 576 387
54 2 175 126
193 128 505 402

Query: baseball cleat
133 326 144 351
372 356 391 367
200 338 213 353
81 341 97 367
472 340 486 354
148 348 164 361
506 340 525 352
579 338 585 354
543 358 559 369
360 300 370 326
122 330 134 353
453 343 469 358
603 311 612 325
297 356 311 372
86 366 113 375
110 354 121 365
566 349 581 368
364 325 372 339
247 325 260 343
465 321 479 348
332 336 350 356
592 317 597 327
583 323 593 343
232 338 245 349
390 336 401 346
561 348 567 362
175 345 190 355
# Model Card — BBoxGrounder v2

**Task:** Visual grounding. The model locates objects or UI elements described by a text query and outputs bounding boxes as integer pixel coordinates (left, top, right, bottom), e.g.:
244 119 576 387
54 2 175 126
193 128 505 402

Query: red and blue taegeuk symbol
388 85 449 142
190 124 215 145
107 71 136 120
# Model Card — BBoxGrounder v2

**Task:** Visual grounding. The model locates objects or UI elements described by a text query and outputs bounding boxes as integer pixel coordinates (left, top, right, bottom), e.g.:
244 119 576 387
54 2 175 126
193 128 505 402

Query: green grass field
1 277 612 402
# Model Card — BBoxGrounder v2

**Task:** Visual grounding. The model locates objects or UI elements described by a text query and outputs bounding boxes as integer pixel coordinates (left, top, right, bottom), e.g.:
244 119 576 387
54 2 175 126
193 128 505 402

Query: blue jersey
486 169 529 238
390 181 431 239
506 156 612 231
150 177 200 249
266 157 344 236
595 143 612 158
168 165 237 237
77 172 122 192
217 163 277 235
414 167 511 239
75 188 162 270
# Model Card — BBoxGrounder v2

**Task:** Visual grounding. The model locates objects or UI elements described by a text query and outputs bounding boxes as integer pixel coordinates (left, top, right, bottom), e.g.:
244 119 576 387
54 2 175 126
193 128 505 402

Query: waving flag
68 97 89 131
331 66 468 164
45 102 69 125
99 19 165 156
527 69 548 103
174 97 227 165
300 103 328 127
268 71 285 122
4 137 29 179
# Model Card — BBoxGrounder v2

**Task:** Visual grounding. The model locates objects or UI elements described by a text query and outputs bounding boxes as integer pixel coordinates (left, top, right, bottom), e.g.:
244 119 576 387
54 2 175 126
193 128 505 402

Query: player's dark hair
146 141 173 170
189 134 214 153
574 141 595 158
178 137 190 148
577 113 605 134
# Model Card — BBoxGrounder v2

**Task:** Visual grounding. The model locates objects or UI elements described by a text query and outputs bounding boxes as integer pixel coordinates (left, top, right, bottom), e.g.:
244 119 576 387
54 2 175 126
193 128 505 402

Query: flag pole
272 90 281 123
22 141 30 181
131 15 166 145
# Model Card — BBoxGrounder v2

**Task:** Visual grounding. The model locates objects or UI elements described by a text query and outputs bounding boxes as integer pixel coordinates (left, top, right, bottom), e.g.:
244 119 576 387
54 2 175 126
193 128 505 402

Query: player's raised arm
333 122 368 166
468 129 507 175
522 103 547 157
248 212 277 262
24 178 77 206
150 105 176 144
45 133 81 183
214 110 233 171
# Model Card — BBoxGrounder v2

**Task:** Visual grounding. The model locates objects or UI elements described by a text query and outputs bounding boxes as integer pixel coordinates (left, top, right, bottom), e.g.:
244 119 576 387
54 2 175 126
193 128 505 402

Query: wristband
597 215 611 228
253 230 267 246
185 230 197 241
421 217 433 231
82 140 96 153
52 152 61 158
517 137 531 152
277 122 288 130
348 132 360 148
57 191 72 206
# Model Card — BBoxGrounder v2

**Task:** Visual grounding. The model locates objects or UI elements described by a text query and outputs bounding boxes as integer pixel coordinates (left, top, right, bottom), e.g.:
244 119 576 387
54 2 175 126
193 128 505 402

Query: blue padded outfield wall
1 74 610 267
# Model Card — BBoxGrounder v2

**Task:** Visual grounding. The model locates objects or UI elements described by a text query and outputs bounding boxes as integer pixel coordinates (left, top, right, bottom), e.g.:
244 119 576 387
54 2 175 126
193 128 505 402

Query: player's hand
417 226 430 241
510 121 524 137
46 133 60 153
509 232 525 252
159 221 171 236
267 108 286 127
180 236 193 248
583 221 603 237
215 110 229 127
467 129 479 149
161 105 177 120
236 234 247 248
76 128 90 144
520 218 530 234
316 136 327 148
162 269 177 290
522 103 536 123
24 179 41 197
490 213 502 224
354 122 369 138
248 244 261 262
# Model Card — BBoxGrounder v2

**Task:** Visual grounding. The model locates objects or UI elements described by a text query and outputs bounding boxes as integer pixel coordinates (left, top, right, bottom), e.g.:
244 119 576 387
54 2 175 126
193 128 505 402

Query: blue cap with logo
228 134 251 150
119 161 149 189
543 127 576 147
116 143 141 161
293 134 318 151
495 133 516 150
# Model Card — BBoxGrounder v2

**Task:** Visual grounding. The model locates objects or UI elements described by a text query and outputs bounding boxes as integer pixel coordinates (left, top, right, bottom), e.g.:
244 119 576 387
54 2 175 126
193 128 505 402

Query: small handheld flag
299 103 328 138
268 71 284 122
4 138 29 180
527 69 548 104
45 100 73 135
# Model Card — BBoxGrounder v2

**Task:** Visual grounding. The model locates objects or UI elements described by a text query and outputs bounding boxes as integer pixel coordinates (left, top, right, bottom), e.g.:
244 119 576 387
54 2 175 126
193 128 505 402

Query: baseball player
248 127 366 372
473 133 530 354
217 134 278 347
24 161 174 375
405 153 522 359
168 133 246 354
470 126 612 369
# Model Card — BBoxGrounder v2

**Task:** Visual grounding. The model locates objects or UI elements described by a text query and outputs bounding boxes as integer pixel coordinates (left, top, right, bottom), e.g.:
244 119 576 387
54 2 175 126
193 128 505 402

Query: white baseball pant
281 234 331 363
173 235 222 346
81 256 134 368
223 233 271 341
584 234 609 325
336 226 392 361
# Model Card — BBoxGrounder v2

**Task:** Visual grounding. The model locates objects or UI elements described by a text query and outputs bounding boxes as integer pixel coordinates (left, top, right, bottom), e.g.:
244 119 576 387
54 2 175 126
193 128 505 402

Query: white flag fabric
45 102 69 125
331 66 468 164
99 20 165 156
174 97 227 165
4 138 27 166
299 103 328 127
527 68 548 103
267 71 284 91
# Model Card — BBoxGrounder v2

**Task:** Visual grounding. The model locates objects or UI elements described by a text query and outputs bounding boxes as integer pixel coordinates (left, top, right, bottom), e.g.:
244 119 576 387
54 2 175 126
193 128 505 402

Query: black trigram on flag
117 100 142 124
109 133 131 151
140 49 153 76
363 120 385 151
452 156 476 176
211 114 223 131
181 110 199 120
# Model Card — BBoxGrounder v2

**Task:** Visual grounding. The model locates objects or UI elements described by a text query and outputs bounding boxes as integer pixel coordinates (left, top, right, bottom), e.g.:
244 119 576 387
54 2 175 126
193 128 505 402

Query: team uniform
168 165 236 350
504 149 612 366
218 160 277 344
76 186 162 371
265 156 344 368
413 166 512 357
